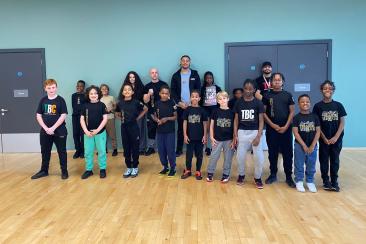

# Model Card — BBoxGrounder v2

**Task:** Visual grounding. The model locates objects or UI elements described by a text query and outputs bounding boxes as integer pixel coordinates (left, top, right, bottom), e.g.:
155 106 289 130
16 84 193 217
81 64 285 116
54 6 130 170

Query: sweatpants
236 130 264 179
146 112 157 149
185 140 204 171
266 126 293 178
137 114 147 152
207 140 234 176
105 118 117 150
40 131 67 173
84 130 107 171
72 115 84 155
319 140 342 184
156 132 176 170
121 122 140 168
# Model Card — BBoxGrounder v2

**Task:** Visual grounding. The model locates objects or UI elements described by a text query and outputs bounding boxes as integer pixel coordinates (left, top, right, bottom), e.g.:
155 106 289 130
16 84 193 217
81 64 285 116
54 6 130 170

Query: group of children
31 73 346 193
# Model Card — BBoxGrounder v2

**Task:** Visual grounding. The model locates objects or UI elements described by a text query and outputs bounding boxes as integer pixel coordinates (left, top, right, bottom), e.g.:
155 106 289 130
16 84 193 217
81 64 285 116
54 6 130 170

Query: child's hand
329 136 339 144
184 135 190 144
232 137 238 147
160 118 168 124
157 119 162 125
90 130 98 136
307 145 315 154
322 137 330 145
278 126 287 134
85 130 93 137
202 136 207 145
252 136 261 146
302 144 309 153
211 137 218 147
272 124 281 131
45 127 54 135
230 140 236 149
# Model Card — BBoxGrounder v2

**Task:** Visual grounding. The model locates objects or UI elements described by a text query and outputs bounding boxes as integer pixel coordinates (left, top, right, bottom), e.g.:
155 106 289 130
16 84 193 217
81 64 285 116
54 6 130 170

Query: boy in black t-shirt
181 90 208 180
313 80 347 192
206 91 235 183
293 94 320 193
71 80 86 159
262 73 296 188
31 79 68 180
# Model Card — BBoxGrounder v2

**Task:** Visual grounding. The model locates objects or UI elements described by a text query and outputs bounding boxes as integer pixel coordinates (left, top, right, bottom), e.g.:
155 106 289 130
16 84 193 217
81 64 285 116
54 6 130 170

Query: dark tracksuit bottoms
185 140 204 171
72 115 84 155
156 132 176 170
40 131 67 173
319 140 342 184
121 122 140 168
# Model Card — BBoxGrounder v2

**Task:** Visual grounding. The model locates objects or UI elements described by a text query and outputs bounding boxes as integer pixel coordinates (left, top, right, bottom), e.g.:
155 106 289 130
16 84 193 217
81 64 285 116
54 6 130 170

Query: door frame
224 39 332 90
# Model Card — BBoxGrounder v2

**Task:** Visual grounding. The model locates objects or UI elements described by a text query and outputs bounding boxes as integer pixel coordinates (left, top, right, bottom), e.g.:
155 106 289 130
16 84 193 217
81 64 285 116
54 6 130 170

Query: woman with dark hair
200 71 221 156
122 71 147 154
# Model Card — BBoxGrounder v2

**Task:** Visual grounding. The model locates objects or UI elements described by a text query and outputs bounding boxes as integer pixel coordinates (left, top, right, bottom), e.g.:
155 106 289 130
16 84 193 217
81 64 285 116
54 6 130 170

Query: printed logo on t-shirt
188 114 201 124
217 118 231 128
241 109 255 120
43 104 57 115
322 111 338 122
299 121 316 132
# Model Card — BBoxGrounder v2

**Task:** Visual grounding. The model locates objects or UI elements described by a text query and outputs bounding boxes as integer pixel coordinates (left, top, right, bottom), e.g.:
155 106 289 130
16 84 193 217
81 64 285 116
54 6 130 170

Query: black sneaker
61 170 69 180
331 182 340 192
81 170 93 179
159 168 169 175
80 153 84 159
205 148 211 156
139 151 145 155
31 170 48 180
323 181 332 191
100 169 106 178
254 178 264 189
265 174 277 184
286 177 296 188
237 175 245 185
168 169 176 177
206 173 213 182
145 147 155 156
181 169 192 179
221 174 230 183
73 151 79 159
195 171 203 180
175 150 183 157
112 149 118 157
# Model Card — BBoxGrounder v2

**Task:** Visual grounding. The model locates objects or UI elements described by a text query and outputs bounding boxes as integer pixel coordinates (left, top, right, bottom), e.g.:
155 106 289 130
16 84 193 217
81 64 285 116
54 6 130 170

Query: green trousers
84 130 107 170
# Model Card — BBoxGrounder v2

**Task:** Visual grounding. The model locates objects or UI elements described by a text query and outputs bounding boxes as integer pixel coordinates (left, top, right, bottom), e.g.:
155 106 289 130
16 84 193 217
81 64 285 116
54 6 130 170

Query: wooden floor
0 150 365 243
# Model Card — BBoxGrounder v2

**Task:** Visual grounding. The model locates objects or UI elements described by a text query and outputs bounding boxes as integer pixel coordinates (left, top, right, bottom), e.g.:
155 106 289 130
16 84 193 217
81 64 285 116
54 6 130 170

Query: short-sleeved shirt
100 95 116 119
82 101 107 134
313 100 347 140
234 98 264 130
262 90 295 126
255 75 272 95
293 112 320 147
36 95 68 136
156 99 177 134
115 99 144 125
143 80 168 113
183 106 208 141
211 108 234 141
71 92 86 116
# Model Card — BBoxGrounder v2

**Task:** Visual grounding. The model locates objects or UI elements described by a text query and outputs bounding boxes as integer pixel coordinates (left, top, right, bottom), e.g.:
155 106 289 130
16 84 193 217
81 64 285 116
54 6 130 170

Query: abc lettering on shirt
241 109 255 121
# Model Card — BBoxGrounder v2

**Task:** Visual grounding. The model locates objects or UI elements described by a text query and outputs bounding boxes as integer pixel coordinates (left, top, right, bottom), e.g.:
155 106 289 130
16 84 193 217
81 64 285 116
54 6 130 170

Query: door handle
1 109 8 112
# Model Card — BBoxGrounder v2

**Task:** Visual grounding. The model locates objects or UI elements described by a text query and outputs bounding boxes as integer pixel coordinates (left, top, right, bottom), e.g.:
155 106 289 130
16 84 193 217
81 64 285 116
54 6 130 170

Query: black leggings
319 140 342 184
121 123 140 168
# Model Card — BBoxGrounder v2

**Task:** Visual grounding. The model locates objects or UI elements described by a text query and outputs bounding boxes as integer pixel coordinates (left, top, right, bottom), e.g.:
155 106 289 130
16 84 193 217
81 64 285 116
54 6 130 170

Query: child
200 71 221 156
100 84 118 156
233 79 265 188
71 80 86 159
80 85 108 179
293 94 321 193
153 86 177 176
181 90 208 180
262 73 296 188
206 91 235 183
116 83 148 178
228 88 243 110
31 79 68 180
313 80 346 192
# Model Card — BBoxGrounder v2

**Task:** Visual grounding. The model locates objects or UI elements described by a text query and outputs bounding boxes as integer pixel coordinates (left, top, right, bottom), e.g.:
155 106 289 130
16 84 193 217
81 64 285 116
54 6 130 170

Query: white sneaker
306 182 317 193
123 168 132 178
131 168 139 178
296 181 306 192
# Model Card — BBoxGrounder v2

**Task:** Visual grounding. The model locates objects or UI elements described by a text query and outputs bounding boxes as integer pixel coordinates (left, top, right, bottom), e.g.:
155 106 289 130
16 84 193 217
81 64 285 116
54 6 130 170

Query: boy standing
71 80 86 159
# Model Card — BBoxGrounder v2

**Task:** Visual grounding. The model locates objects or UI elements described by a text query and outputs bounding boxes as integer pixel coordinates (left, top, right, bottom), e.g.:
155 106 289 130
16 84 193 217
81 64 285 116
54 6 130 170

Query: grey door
0 49 46 152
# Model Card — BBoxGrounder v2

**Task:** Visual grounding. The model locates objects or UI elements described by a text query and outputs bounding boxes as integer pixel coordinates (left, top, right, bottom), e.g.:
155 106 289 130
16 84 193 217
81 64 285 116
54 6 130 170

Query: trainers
181 169 191 179
296 181 306 192
139 151 145 155
254 178 264 189
168 169 176 177
31 170 48 180
112 149 118 157
159 168 169 175
306 182 317 193
100 169 106 178
175 150 183 157
331 182 340 192
205 148 211 156
61 170 69 180
131 168 139 178
265 174 277 184
195 171 203 180
286 177 296 188
323 181 332 191
145 147 155 156
73 151 79 159
80 153 84 159
81 170 93 179
123 168 132 178
221 174 229 183
237 175 245 185
206 173 213 182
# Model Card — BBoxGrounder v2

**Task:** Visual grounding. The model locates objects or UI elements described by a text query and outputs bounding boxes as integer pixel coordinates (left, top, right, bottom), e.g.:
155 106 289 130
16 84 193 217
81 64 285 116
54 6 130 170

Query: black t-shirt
234 98 264 130
211 108 234 141
155 99 177 134
81 101 107 134
228 98 238 110
183 106 208 141
313 100 347 140
115 99 144 125
255 75 272 95
71 92 86 116
36 95 68 136
263 90 295 126
143 80 168 113
293 112 320 147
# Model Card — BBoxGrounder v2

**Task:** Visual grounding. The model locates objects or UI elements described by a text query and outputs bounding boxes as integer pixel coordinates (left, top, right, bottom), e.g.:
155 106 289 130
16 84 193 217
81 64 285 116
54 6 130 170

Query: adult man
255 61 273 101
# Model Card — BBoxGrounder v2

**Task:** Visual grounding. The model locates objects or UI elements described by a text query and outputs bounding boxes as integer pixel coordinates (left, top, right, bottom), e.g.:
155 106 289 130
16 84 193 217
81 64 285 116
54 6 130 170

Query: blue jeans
294 142 317 183
156 132 176 170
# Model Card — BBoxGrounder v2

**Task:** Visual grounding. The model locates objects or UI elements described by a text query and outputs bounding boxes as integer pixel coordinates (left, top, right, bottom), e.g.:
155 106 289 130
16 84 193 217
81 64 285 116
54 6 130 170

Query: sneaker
205 148 211 156
168 169 176 177
254 178 264 189
112 149 118 157
286 177 296 188
81 170 93 179
331 182 340 192
265 174 277 184
237 175 245 185
131 168 139 178
100 169 106 178
145 147 155 156
159 168 169 175
206 173 213 182
139 151 145 155
175 150 183 157
323 181 332 191
181 169 191 179
296 181 306 192
123 168 132 178
195 171 203 180
61 170 69 180
306 182 317 193
80 153 84 159
31 170 48 180
221 174 229 183
72 151 79 159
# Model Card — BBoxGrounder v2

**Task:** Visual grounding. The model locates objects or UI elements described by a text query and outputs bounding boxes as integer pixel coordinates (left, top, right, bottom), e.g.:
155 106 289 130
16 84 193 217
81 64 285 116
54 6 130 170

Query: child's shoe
254 178 264 189
306 182 317 193
206 173 213 182
168 169 176 177
323 181 332 191
159 168 169 175
61 170 69 180
236 175 245 185
331 182 340 192
195 171 203 180
221 174 229 183
131 168 139 178
181 169 191 179
100 169 106 178
123 168 132 178
31 170 48 180
296 181 306 192
81 170 93 179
